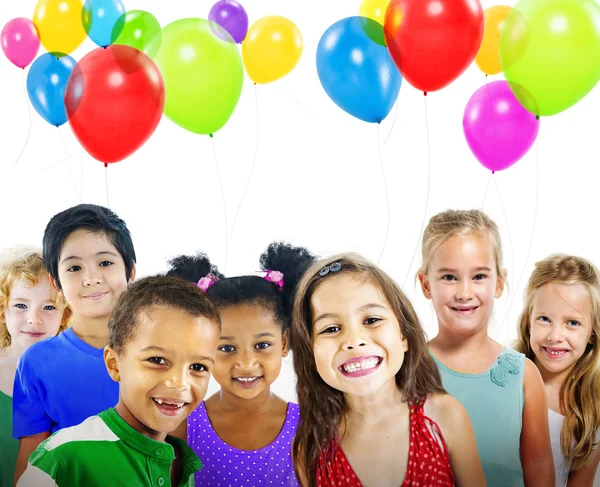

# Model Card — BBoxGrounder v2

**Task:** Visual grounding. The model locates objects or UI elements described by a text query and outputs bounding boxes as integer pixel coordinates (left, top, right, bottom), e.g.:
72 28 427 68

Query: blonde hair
0 246 70 349
515 254 600 469
292 253 445 486
417 209 504 278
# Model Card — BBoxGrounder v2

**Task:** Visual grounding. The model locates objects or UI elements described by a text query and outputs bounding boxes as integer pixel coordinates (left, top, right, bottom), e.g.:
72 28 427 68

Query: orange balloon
475 5 511 75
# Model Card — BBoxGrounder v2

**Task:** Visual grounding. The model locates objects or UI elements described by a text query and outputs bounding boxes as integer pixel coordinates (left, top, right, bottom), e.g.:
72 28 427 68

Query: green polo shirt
17 408 202 487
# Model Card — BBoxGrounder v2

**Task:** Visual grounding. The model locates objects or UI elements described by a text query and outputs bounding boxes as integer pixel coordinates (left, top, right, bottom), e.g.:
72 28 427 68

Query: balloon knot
536 115 539 120
492 170 495 175
104 163 108 168
424 92 428 96
209 133 214 138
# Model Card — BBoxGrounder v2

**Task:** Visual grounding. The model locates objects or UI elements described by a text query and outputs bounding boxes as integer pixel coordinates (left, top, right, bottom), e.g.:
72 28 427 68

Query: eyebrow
60 251 118 264
219 332 276 340
140 346 214 363
436 266 492 273
313 303 388 324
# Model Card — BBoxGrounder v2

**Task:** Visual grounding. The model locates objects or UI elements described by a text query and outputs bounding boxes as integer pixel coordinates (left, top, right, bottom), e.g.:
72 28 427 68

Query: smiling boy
17 275 221 486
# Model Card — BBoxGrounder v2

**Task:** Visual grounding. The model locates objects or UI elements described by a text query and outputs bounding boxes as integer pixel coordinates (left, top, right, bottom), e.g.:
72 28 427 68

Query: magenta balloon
1 18 40 69
463 80 540 172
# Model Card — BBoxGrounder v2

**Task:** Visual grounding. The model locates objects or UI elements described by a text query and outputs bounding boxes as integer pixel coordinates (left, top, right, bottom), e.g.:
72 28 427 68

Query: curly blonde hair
0 246 70 349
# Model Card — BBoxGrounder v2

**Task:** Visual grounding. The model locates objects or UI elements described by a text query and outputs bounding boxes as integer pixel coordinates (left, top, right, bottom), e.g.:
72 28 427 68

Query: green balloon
148 18 243 135
500 0 600 117
111 10 162 58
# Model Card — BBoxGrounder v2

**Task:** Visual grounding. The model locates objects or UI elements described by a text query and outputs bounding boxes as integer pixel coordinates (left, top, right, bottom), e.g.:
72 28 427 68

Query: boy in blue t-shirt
13 204 137 483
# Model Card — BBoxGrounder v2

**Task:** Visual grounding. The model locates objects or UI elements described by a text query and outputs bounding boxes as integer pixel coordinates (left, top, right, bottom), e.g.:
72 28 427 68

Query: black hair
42 204 136 289
108 275 221 355
167 242 315 344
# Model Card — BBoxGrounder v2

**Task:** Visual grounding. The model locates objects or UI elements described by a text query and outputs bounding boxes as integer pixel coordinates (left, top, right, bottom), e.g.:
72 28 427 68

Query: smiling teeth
546 349 566 357
236 377 258 382
343 358 379 373
154 399 184 407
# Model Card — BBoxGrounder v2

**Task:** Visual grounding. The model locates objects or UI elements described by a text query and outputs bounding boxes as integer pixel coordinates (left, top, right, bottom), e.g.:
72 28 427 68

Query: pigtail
166 252 224 283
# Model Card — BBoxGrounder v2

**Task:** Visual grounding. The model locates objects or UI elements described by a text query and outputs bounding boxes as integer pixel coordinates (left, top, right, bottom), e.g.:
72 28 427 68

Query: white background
1 0 599 405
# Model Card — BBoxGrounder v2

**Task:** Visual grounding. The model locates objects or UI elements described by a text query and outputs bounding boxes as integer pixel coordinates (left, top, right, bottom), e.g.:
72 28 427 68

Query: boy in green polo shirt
17 275 221 487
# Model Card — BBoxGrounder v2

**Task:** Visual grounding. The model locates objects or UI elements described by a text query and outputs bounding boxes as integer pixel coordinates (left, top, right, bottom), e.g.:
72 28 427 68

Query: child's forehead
60 229 118 256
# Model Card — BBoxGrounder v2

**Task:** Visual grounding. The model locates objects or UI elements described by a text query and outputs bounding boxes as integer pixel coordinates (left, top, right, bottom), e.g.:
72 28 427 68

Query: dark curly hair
108 275 220 355
167 242 315 344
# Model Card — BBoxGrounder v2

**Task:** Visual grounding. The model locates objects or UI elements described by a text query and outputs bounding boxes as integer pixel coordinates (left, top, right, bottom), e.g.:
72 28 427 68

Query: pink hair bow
196 273 219 292
264 270 284 289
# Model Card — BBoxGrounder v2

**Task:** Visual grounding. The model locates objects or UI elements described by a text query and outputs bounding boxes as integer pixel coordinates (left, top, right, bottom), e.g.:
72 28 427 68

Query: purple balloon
208 0 248 44
463 80 540 173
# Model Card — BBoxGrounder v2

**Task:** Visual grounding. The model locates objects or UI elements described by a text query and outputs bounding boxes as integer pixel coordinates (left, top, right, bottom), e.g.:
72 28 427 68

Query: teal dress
0 390 18 487
432 347 525 487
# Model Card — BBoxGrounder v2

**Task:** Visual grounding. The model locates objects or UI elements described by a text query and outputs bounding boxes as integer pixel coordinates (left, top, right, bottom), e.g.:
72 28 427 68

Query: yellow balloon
33 0 87 55
475 5 512 75
359 0 390 25
242 16 303 84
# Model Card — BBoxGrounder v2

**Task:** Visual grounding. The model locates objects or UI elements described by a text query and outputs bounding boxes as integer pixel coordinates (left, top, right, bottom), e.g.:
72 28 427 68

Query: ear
418 273 432 300
281 328 290 358
128 263 137 285
402 335 408 352
495 268 507 299
104 347 121 383
49 274 61 293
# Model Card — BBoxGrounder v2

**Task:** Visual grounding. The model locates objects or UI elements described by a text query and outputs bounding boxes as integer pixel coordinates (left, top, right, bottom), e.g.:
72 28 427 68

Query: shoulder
523 357 544 390
423 393 470 433
19 333 69 365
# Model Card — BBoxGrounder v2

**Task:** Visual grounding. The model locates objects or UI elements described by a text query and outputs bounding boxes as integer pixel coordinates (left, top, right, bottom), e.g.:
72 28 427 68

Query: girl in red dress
291 253 486 487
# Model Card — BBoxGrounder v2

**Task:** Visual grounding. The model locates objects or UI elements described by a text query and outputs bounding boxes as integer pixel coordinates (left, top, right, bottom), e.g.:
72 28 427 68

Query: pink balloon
463 80 540 173
1 18 40 69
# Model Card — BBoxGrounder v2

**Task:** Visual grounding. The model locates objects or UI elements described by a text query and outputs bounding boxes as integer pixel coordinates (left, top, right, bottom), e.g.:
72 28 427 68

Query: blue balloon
82 0 126 48
27 53 77 127
317 17 402 123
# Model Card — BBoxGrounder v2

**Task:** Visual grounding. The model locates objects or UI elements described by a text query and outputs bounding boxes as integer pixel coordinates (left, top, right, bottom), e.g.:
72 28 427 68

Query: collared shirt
17 408 203 487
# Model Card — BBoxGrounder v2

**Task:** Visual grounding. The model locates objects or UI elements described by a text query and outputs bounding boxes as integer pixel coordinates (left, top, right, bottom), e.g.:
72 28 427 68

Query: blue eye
219 345 236 353
537 316 550 323
43 305 57 311
15 303 27 310
567 320 580 327
255 342 271 350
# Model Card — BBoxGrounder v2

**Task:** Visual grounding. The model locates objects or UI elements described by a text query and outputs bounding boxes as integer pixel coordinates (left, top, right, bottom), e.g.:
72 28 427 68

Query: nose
235 348 259 369
82 268 103 286
456 279 473 300
342 327 367 351
164 367 190 391
27 309 43 326
547 322 565 342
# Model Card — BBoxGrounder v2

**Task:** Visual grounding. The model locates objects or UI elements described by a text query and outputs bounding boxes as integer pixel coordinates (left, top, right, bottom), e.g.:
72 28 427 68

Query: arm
14 432 51 485
567 449 600 487
521 359 555 487
430 394 487 487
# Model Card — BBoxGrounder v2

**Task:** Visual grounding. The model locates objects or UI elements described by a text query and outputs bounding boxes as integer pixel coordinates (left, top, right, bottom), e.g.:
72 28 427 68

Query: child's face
529 282 594 379
4 277 63 350
105 305 220 441
419 235 505 336
55 229 133 321
212 303 289 400
310 273 408 397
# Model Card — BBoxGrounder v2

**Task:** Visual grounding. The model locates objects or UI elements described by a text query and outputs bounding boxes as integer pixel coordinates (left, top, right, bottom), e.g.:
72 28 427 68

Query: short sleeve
13 354 53 438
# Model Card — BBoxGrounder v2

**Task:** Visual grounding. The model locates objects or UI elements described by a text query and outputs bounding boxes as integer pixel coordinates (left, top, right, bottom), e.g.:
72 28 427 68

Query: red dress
316 398 455 487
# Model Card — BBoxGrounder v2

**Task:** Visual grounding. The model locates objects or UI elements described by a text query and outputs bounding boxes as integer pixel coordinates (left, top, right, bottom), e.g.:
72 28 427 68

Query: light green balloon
148 18 243 135
111 10 162 58
499 0 600 117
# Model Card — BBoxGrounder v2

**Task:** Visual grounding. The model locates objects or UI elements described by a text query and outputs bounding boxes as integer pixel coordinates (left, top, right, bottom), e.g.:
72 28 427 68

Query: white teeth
342 358 379 373
155 399 163 405
546 349 566 356
236 377 258 382
154 399 185 407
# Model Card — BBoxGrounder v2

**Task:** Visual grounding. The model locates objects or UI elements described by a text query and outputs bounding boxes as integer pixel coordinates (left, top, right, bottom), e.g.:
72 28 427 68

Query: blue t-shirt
12 328 119 438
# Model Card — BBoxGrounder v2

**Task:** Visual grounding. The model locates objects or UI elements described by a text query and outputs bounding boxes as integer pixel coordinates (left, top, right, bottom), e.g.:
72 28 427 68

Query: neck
1 343 25 361
216 387 277 415
535 358 572 391
433 322 493 354
344 379 403 425
114 401 167 443
70 313 110 349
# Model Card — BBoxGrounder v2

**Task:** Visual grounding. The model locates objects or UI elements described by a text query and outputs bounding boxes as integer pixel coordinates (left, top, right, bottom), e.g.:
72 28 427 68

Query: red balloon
384 0 484 93
65 45 165 164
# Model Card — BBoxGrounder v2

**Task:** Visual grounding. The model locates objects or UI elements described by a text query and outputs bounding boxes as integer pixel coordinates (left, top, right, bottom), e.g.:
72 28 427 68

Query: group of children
0 204 599 487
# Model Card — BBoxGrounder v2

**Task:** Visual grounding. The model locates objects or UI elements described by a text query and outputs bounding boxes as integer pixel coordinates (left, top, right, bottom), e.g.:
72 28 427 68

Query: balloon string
230 83 260 238
105 165 110 208
484 79 497 170
481 172 492 209
490 173 515 342
496 139 539 342
41 150 82 171
376 123 390 265
211 136 229 274
13 69 32 165
80 150 84 202
403 94 431 289
58 126 81 202
382 98 398 145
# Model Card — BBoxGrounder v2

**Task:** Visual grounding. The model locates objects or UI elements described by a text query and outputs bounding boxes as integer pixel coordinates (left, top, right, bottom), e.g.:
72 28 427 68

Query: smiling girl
292 253 485 487
515 255 600 486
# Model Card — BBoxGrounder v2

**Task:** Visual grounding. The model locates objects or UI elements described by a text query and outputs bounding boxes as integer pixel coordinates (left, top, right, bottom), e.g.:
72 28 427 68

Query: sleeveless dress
316 398 454 487
187 401 300 486
432 347 525 487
